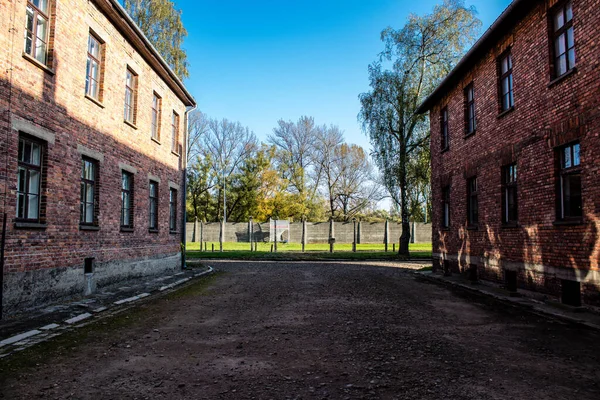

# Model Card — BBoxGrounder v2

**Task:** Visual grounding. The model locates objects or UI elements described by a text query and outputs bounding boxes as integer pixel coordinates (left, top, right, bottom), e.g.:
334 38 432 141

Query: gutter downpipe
182 104 197 270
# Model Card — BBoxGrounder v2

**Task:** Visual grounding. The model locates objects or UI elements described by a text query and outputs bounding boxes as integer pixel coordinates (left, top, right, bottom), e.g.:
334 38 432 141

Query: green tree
359 0 480 255
124 0 189 79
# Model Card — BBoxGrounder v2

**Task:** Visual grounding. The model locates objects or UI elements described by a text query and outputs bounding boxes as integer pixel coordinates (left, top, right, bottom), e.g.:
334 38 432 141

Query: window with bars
124 68 138 124
557 142 582 220
121 171 134 229
441 186 450 229
169 188 177 232
85 33 102 100
502 164 518 224
464 83 476 135
171 112 179 154
24 0 50 65
151 93 161 141
16 136 44 222
441 107 449 151
80 158 98 225
551 1 575 78
149 181 158 231
499 51 514 111
467 177 478 227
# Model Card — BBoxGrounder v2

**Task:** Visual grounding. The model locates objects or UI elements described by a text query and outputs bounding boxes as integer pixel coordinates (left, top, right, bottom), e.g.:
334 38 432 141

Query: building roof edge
415 0 534 114
95 0 196 107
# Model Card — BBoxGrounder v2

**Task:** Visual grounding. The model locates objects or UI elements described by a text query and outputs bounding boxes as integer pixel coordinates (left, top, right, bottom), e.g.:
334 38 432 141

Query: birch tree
124 0 189 79
359 0 480 255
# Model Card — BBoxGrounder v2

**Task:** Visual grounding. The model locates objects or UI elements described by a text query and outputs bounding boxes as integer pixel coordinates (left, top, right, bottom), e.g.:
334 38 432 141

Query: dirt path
2 260 600 399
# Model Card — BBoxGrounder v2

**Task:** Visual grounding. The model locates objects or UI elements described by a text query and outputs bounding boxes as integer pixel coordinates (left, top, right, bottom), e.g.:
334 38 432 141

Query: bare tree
313 125 344 217
359 0 480 255
201 118 257 221
334 144 383 220
268 116 317 196
187 110 209 166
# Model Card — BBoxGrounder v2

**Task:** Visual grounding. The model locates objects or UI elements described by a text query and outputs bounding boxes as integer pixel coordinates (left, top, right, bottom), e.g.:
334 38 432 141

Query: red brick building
0 0 196 316
417 0 599 306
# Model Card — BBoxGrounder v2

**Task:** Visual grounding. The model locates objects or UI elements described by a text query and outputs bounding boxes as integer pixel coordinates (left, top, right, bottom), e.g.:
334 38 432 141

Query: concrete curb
415 271 600 331
0 267 214 360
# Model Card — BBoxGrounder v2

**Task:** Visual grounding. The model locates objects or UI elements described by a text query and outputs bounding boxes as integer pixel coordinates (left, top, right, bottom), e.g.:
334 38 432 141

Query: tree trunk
398 141 411 256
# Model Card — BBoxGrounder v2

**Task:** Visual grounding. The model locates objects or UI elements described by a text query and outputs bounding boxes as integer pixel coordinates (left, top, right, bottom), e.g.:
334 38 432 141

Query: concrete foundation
3 252 181 317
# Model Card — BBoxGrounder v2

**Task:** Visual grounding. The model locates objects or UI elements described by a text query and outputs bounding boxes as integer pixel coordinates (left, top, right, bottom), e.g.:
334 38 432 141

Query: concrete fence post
329 216 335 253
199 220 204 251
219 218 224 252
193 216 198 243
352 218 357 253
301 217 307 253
274 217 278 253
357 219 361 244
384 218 389 252
249 217 254 251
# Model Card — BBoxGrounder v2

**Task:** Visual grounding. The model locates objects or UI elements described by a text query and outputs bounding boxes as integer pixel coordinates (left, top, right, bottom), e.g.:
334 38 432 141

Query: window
151 93 161 141
467 177 478 227
169 188 177 232
502 164 518 224
149 181 158 231
464 84 476 135
85 33 102 100
557 142 582 220
17 136 44 222
171 112 179 153
80 158 98 225
552 1 575 78
499 51 514 111
441 186 450 229
24 0 50 65
124 68 137 124
441 107 449 150
121 171 134 229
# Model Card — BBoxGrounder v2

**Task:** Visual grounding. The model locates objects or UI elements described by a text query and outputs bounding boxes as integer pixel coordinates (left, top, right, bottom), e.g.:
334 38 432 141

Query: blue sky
178 0 513 151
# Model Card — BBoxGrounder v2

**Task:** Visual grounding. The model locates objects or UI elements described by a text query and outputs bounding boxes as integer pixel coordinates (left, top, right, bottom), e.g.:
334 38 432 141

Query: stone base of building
433 253 600 307
2 252 181 317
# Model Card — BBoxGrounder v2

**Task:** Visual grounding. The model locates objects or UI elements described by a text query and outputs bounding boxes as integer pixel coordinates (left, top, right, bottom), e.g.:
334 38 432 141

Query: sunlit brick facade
417 0 599 306
0 0 196 315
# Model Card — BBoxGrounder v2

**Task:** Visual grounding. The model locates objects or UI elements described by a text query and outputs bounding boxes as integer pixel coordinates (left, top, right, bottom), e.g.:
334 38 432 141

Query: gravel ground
1 260 600 399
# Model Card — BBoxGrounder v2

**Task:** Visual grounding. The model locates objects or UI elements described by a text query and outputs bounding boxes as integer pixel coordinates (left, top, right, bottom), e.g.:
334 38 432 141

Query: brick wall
0 0 194 315
428 0 600 304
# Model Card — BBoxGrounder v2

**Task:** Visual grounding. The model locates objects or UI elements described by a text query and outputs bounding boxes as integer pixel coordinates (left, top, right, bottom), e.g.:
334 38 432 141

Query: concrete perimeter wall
186 221 431 244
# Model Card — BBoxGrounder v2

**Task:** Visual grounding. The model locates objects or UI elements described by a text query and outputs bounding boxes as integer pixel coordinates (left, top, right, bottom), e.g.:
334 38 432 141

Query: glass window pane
23 141 32 164
88 35 99 58
86 203 94 223
17 193 25 218
86 184 94 202
554 9 564 30
568 175 582 217
566 28 574 48
35 42 47 64
17 168 26 192
555 35 566 55
36 15 47 40
573 144 580 166
29 170 40 194
501 57 508 74
27 194 39 219
568 48 576 69
33 0 48 13
26 7 34 31
557 54 567 76
566 3 573 22
563 146 572 168
31 143 41 165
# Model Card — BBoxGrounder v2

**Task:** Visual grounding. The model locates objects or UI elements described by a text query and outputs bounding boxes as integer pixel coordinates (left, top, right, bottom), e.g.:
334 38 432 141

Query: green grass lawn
186 242 432 260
